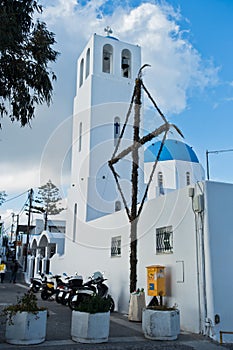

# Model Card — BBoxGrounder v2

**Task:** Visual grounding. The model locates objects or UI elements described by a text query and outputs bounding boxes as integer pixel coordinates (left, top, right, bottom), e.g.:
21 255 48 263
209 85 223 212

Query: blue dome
144 139 199 163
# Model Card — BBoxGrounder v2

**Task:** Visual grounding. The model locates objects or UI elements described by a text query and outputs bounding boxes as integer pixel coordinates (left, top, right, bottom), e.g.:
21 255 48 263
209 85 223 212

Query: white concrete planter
5 310 47 345
142 308 180 340
71 310 110 343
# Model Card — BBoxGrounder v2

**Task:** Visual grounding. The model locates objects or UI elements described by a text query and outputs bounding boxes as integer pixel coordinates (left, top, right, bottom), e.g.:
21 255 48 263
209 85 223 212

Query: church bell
122 57 129 69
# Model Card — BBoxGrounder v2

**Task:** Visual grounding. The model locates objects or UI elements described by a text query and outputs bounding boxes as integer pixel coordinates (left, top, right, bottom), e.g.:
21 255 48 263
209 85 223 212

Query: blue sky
1 0 233 229
167 0 233 180
160 0 233 182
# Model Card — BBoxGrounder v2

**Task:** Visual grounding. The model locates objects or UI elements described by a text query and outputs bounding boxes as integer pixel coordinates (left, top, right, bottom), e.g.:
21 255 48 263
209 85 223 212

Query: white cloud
1 0 220 212
41 0 219 115
0 165 39 193
113 3 218 114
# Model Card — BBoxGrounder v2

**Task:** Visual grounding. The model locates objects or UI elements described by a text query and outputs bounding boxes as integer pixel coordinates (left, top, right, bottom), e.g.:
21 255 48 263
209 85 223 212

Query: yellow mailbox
146 265 166 296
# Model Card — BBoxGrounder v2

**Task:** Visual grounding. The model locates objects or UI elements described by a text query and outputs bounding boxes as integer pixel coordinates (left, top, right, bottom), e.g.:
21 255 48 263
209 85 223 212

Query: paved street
0 281 232 350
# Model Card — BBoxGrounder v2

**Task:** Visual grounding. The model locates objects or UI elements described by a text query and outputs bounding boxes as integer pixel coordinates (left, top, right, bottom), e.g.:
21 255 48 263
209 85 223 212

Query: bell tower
67 30 143 233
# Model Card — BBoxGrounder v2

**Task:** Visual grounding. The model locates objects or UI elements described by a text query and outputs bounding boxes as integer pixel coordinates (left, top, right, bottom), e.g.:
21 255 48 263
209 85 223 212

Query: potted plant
3 291 47 345
71 294 112 343
142 302 180 340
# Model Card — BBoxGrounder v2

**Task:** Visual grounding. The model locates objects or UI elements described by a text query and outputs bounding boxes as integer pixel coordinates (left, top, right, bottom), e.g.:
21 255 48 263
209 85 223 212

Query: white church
49 31 233 343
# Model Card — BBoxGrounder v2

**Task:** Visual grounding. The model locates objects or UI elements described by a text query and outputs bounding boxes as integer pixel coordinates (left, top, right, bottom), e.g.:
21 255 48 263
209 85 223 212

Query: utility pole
10 213 15 242
15 214 19 260
206 148 233 180
206 150 210 180
24 188 33 272
44 211 48 231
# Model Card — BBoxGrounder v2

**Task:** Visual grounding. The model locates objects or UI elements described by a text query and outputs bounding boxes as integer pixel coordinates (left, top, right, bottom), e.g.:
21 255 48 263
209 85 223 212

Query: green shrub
2 291 46 325
75 294 112 314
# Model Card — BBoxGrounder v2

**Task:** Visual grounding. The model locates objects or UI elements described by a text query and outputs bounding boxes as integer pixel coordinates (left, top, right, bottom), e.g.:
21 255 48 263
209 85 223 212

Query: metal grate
156 226 173 254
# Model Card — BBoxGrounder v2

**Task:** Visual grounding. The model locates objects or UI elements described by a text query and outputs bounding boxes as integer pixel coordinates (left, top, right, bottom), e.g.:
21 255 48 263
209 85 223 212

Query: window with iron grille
156 226 173 254
111 236 121 257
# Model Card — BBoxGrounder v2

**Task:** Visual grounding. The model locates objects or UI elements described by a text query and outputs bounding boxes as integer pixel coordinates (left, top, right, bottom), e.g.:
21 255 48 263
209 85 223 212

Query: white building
144 139 205 198
69 32 144 223
50 31 233 343
25 218 66 278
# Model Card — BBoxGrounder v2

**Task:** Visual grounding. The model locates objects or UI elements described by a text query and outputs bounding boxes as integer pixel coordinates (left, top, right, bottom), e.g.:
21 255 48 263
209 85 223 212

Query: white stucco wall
70 34 143 222
203 181 233 343
50 180 233 343
144 159 205 199
51 185 201 334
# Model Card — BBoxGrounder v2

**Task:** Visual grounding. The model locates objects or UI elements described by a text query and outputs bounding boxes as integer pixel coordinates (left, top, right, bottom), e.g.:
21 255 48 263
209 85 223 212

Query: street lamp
206 148 233 180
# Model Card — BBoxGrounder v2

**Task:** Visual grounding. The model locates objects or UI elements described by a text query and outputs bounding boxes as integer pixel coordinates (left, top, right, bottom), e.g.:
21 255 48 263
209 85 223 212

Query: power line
4 190 29 203
17 198 29 217
0 212 12 221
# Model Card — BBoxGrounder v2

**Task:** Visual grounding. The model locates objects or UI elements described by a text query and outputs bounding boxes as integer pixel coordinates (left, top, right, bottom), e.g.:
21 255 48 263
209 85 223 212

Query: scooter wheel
68 294 86 310
110 297 115 312
68 298 77 310
61 298 68 306
32 286 39 293
56 293 62 303
41 290 49 300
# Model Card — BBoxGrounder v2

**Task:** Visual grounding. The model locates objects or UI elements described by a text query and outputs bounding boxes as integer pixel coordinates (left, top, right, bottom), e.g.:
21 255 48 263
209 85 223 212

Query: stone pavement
0 281 232 350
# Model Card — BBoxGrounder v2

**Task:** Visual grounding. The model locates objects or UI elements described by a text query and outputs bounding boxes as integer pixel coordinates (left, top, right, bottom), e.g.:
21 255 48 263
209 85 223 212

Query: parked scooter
61 273 96 306
55 273 83 305
68 271 115 312
29 273 47 293
40 274 65 300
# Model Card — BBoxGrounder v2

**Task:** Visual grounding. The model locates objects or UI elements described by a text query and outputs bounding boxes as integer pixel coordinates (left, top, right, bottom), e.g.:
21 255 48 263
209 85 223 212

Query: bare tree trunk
130 78 141 293
130 217 138 292
109 66 179 295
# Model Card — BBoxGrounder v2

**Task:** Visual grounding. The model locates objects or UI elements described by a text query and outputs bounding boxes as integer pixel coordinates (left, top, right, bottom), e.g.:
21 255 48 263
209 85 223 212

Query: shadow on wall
165 266 172 297
118 285 130 313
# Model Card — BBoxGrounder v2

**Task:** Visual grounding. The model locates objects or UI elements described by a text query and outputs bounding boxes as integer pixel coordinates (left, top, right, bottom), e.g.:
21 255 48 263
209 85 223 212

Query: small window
79 122 82 152
86 48 90 78
156 226 173 254
121 49 131 78
103 44 113 74
114 117 120 145
115 201 121 211
186 172 191 186
111 236 121 257
73 203 77 242
158 171 164 195
79 58 84 87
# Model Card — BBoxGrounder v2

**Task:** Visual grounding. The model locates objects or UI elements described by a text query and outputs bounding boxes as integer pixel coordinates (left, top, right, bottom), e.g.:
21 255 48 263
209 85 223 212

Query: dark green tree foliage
0 0 59 127
0 191 6 205
36 180 64 230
